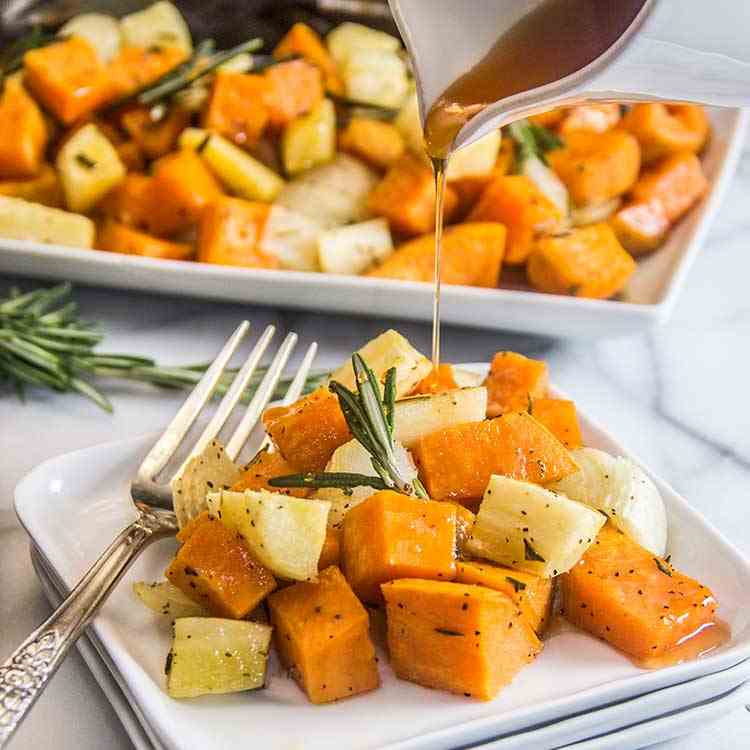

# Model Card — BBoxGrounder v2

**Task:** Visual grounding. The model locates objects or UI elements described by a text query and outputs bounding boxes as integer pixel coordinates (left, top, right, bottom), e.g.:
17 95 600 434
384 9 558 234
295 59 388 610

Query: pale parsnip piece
133 581 207 619
571 197 622 227
446 131 503 181
58 13 122 61
120 1 192 55
56 124 125 213
0 196 94 247
522 156 570 224
282 98 336 176
317 218 393 275
180 128 285 202
166 617 272 698
466 475 606 577
328 329 432 397
341 49 409 108
548 448 667 555
209 490 330 581
327 22 401 66
275 154 378 229
259 205 322 271
393 387 488 448
452 367 484 388
314 438 417 528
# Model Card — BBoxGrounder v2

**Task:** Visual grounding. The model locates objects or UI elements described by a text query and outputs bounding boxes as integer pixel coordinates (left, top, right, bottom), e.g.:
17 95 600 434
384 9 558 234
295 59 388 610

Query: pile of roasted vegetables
0 2 711 299
133 330 722 702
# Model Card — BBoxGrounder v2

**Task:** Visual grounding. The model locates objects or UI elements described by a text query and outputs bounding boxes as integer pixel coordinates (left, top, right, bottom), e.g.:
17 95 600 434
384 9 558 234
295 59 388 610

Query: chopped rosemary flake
434 628 464 637
654 558 673 577
75 153 97 169
506 576 528 593
524 539 546 563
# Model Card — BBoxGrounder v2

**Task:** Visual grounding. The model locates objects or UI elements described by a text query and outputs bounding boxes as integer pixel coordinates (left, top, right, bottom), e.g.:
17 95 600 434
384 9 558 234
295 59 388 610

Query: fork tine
137 321 250 481
257 341 318 453
225 332 298 462
176 325 276 474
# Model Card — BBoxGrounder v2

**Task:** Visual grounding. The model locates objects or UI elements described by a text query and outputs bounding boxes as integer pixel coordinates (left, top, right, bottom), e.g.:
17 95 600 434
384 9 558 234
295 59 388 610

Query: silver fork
0 322 317 748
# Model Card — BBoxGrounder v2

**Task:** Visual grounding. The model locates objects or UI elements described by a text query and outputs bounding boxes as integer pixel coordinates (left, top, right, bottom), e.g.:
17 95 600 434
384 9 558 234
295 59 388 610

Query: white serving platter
29 544 750 750
13 365 750 750
0 109 746 338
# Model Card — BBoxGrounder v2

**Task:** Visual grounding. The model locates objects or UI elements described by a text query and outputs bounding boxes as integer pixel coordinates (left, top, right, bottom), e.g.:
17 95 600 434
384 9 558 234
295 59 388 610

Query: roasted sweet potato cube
262 387 350 473
382 579 541 700
319 527 342 570
548 130 641 206
453 504 476 553
562 525 719 659
339 117 405 170
202 72 270 147
631 151 708 224
108 45 188 101
468 175 563 264
529 398 582 450
621 103 710 164
115 141 145 172
100 173 171 235
263 60 323 129
609 201 670 256
367 222 505 288
24 37 112 124
0 78 48 179
274 22 343 95
120 105 191 159
0 164 62 207
455 561 553 635
176 510 212 543
268 566 379 703
412 411 578 502
166 514 277 618
342 491 457 604
367 153 458 236
151 149 224 231
450 139 515 218
559 103 621 135
197 196 278 268
526 223 636 299
97 219 193 260
411 364 458 395
231 448 309 498
484 351 549 418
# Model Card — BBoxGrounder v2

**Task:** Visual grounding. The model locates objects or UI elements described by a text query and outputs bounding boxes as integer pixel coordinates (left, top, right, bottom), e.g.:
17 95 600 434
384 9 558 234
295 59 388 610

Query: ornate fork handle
0 504 176 748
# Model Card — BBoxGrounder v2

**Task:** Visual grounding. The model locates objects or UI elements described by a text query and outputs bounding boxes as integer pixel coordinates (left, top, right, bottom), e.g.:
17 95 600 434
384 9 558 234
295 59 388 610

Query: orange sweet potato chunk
116 141 145 172
382 579 541 700
231 448 309 498
342 490 457 604
108 45 188 101
526 223 636 299
450 139 515 218
262 387 350 473
120 105 191 159
0 78 48 179
411 364 459 395
529 398 582 450
484 351 549 418
151 149 224 231
339 117 405 170
101 173 182 236
97 219 193 260
0 164 62 207
412 411 578 501
367 153 458 236
468 175 562 264
263 59 323 129
274 22 343 95
318 527 342 570
621 103 710 164
630 151 708 224
455 561 553 635
548 130 641 206
166 514 277 619
197 196 278 268
367 222 505 288
24 37 112 124
561 525 719 659
609 200 670 256
268 566 380 703
202 72 270 147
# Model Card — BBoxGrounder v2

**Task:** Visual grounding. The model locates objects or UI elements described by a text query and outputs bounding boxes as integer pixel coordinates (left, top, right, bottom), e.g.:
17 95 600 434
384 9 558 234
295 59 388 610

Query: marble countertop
2 144 750 749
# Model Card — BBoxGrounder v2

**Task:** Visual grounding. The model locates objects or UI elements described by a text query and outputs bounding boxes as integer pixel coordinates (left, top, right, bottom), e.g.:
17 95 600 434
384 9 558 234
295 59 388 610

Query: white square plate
1 109 746 338
14 368 750 750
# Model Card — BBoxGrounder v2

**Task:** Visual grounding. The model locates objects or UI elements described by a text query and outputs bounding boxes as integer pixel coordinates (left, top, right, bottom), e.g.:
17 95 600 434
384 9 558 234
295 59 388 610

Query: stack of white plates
16 370 750 750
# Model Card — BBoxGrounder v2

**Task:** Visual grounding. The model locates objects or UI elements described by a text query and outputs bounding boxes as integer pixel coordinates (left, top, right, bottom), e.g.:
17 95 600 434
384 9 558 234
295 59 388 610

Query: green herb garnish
654 558 673 577
524 539 546 563
434 628 464 637
75 153 97 169
506 576 528 593
507 118 563 166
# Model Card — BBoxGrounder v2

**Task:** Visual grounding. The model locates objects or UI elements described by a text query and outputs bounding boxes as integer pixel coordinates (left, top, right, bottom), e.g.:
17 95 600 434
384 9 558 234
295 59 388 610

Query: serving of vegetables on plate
0 1 714 301
128 329 725 704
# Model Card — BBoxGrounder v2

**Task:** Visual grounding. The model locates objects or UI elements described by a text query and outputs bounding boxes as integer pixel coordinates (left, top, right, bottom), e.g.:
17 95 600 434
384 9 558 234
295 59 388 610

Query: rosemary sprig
270 353 428 498
0 284 326 411
507 118 563 166
327 92 400 123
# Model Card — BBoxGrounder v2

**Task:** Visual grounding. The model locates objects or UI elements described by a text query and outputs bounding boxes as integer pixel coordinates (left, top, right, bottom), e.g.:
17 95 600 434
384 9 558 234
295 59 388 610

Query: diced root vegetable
609 201 670 256
58 13 122 61
446 131 503 180
166 617 272 698
521 156 570 221
120 1 192 55
281 98 336 176
382 579 541 700
317 218 393 275
0 79 48 180
97 220 193 260
466 474 606 577
209 489 330 582
571 197 621 227
0 195 94 247
257 204 321 271
0 165 62 208
339 118 405 170
232 448 309 497
327 22 401 67
341 48 409 109
202 72 270 148
395 90 427 160
529 398 582 449
133 581 208 619
484 351 549 418
548 447 668 556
